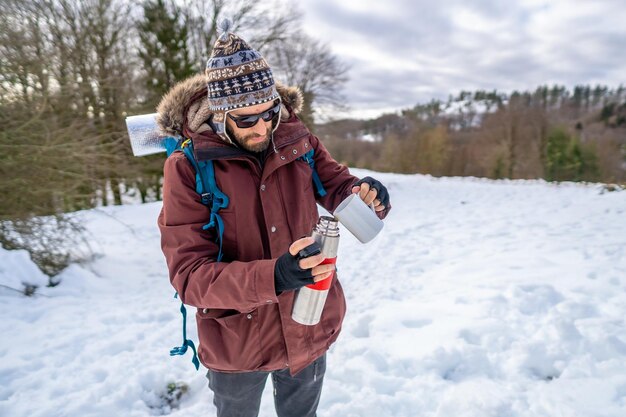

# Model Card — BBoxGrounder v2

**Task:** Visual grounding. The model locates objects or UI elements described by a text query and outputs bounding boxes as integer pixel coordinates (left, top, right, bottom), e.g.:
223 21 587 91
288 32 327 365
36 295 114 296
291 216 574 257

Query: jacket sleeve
310 134 391 219
158 153 279 310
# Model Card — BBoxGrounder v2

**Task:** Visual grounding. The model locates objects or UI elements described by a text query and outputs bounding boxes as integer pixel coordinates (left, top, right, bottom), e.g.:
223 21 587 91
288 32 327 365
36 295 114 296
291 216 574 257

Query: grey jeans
206 354 326 417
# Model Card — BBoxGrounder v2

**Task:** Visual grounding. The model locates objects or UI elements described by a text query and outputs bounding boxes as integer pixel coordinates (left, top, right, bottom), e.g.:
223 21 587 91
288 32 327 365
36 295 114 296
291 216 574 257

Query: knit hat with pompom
205 19 280 142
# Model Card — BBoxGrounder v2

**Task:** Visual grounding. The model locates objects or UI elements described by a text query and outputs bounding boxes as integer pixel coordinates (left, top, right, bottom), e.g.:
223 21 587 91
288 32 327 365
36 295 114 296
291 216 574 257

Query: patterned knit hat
205 19 280 142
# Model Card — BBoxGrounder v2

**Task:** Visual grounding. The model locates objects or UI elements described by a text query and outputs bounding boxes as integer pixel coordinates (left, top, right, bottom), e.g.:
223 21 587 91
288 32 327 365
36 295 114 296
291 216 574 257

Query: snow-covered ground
1 170 625 417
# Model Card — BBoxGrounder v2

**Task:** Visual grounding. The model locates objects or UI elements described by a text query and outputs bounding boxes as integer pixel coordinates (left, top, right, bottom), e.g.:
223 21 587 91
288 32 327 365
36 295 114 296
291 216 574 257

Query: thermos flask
292 216 340 325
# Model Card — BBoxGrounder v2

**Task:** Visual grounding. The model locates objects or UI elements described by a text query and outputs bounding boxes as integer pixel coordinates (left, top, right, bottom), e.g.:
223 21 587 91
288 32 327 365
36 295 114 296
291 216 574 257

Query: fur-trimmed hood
156 74 303 138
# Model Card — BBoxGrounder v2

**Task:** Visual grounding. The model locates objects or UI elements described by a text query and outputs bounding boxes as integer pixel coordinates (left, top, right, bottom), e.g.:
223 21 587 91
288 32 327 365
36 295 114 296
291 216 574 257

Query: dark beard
226 124 270 153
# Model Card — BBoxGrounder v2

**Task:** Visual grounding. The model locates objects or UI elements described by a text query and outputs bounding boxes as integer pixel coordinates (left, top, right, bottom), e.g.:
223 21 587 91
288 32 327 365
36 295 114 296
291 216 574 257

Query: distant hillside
314 85 626 184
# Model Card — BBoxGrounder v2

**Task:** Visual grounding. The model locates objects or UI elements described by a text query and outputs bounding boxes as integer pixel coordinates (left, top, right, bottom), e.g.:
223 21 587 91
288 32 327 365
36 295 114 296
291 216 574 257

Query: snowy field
1 169 625 417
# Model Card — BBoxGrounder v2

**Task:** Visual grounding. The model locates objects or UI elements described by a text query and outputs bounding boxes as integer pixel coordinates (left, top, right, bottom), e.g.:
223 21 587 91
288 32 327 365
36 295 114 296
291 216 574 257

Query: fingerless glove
274 242 321 292
354 176 390 207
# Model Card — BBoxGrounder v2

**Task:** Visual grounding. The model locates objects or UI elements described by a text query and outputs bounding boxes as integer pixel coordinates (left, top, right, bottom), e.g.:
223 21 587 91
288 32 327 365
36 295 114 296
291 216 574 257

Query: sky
297 0 626 119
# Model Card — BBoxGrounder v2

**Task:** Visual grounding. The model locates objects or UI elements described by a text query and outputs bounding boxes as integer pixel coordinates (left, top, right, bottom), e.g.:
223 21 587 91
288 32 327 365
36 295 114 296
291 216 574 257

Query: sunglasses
227 100 281 129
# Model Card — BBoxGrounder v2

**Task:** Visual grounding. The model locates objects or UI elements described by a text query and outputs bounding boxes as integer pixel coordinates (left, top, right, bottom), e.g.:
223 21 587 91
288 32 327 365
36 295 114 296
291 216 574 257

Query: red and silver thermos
291 216 340 325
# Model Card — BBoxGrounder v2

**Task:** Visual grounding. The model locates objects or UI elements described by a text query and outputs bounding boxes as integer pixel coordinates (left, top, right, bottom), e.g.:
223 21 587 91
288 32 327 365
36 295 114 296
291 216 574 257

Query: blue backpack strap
179 140 229 262
166 138 228 371
298 149 327 197
164 137 181 156
196 160 229 262
169 292 200 370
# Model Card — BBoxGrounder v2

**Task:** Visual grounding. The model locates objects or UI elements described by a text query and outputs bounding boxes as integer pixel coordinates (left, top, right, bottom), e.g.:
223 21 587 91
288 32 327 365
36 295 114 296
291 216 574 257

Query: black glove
354 176 390 208
274 242 321 292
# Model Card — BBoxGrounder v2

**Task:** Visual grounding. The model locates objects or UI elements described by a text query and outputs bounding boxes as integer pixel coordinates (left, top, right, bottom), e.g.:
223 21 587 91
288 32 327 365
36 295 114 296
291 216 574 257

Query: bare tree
37 0 139 204
0 0 131 276
181 0 300 71
0 0 51 105
268 33 350 126
35 0 137 124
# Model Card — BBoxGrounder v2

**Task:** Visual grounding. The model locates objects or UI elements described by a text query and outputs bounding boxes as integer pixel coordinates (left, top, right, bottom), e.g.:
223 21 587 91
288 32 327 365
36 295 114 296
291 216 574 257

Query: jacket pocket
196 308 264 371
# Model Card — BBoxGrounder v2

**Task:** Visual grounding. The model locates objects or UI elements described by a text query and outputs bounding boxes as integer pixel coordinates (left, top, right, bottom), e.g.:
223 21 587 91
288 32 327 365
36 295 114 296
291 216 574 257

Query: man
157 21 391 417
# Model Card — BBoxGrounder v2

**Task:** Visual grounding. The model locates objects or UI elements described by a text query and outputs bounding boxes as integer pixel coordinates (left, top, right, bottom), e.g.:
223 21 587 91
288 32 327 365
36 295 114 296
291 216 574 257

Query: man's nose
250 119 268 135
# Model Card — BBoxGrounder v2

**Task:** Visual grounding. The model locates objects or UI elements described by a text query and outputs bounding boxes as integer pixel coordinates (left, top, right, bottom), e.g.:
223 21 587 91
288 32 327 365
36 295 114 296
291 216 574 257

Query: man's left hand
351 176 390 212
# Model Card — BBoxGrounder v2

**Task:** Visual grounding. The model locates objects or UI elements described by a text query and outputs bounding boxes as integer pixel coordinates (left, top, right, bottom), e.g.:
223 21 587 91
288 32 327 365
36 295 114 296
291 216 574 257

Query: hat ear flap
207 113 218 134
272 106 282 133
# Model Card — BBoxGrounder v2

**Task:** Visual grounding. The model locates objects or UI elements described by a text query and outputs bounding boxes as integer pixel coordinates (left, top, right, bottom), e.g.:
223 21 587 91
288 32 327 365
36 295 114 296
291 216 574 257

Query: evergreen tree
138 0 194 106
544 127 598 182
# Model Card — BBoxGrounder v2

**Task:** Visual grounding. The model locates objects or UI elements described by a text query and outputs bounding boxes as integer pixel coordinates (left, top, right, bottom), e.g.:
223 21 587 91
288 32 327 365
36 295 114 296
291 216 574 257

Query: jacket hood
156 73 304 138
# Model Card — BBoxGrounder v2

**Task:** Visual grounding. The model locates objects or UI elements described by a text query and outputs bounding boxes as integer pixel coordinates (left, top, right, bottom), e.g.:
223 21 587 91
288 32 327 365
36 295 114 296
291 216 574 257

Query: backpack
163 136 327 370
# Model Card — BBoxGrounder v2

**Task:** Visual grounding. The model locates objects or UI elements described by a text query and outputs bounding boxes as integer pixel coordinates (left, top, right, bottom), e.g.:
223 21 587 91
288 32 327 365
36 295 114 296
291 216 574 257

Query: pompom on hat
205 19 281 142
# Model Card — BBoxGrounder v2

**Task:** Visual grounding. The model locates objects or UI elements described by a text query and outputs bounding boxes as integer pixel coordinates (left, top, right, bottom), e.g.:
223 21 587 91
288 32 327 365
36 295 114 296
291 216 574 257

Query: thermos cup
333 193 384 243
291 216 340 325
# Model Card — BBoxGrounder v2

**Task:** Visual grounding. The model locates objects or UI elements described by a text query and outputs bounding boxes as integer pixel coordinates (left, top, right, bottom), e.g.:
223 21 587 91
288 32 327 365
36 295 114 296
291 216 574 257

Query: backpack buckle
201 192 213 205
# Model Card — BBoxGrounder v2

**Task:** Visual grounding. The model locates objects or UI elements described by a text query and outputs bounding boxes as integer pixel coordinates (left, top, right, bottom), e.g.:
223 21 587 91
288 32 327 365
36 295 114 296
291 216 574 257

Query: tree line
319 85 626 184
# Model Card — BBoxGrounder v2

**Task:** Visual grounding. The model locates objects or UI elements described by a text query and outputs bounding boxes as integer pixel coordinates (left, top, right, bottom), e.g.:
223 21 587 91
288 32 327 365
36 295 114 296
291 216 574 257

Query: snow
442 99 498 128
359 132 383 142
1 170 626 417
0 248 49 292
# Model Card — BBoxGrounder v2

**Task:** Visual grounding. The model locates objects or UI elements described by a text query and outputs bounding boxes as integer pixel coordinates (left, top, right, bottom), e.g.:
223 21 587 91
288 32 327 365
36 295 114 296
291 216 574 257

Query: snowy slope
1 170 625 417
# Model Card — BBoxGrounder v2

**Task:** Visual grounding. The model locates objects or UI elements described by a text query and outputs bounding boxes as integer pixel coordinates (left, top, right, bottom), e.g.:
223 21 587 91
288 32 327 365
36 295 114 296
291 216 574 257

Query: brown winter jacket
157 75 389 375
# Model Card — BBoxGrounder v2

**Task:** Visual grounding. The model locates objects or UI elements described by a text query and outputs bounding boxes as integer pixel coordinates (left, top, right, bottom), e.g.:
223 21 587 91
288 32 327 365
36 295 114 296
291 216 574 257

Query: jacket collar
188 109 309 162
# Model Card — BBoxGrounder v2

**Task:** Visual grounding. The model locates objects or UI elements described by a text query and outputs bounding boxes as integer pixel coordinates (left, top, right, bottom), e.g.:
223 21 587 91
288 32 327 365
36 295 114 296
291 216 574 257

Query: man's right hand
274 237 335 292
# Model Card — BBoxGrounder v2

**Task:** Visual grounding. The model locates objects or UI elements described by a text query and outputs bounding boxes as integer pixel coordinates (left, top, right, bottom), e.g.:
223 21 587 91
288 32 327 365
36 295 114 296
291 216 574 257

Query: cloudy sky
298 0 626 119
